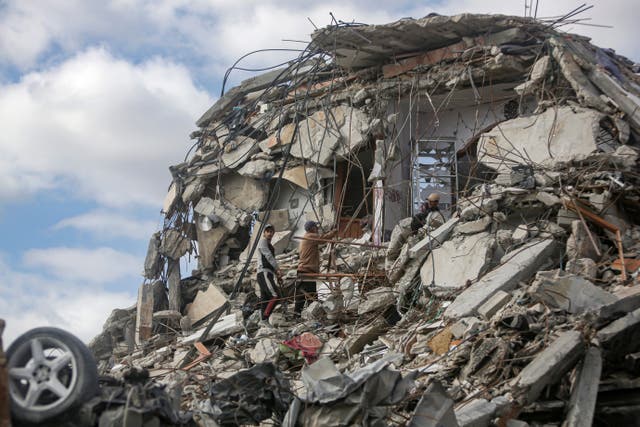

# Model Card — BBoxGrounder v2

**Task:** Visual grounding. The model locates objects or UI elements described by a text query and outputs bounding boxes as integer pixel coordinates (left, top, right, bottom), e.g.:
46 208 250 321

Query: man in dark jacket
256 224 281 320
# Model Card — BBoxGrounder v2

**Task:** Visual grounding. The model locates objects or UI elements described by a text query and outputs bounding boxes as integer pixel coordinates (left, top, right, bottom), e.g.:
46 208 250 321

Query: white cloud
0 47 212 207
22 246 141 284
0 255 136 346
53 210 159 240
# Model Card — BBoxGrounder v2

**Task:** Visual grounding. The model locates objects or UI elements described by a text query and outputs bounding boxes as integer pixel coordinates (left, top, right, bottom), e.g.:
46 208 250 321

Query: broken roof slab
311 14 542 69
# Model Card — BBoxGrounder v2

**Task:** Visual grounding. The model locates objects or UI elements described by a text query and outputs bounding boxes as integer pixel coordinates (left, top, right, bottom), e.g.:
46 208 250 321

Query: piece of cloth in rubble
282 332 323 363
209 362 293 425
257 236 278 273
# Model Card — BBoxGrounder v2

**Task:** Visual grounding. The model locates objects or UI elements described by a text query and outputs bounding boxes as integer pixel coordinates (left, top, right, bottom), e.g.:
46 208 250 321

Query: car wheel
6 327 99 423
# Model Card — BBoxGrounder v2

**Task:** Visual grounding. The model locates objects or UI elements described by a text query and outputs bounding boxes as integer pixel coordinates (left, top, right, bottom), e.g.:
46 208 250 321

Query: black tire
6 327 99 423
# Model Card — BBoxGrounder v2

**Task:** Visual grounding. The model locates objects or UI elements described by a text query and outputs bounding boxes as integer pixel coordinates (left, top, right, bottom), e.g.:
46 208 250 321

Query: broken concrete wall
478 106 606 173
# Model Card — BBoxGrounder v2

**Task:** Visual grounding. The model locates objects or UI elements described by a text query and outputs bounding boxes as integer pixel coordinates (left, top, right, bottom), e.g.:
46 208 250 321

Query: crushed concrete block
478 106 604 173
421 232 495 295
566 220 600 261
247 338 279 364
478 290 511 320
301 301 325 321
536 191 561 207
445 239 558 319
237 158 276 179
450 317 484 339
566 257 598 280
454 398 496 427
219 172 268 212
511 330 584 403
179 311 244 345
187 284 228 325
410 217 459 258
564 347 602 427
511 225 529 245
159 229 190 260
143 232 162 280
320 338 344 358
557 208 579 228
457 216 492 235
220 136 259 169
530 270 616 314
408 381 459 427
597 307 640 362
345 317 388 355
358 288 396 315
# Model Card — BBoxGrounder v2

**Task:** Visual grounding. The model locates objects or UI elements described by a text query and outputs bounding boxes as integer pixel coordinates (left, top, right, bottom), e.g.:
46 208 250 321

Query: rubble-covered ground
76 10 640 427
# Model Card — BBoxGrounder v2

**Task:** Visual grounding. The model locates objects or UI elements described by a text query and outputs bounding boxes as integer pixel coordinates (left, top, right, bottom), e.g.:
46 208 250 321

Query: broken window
411 137 458 215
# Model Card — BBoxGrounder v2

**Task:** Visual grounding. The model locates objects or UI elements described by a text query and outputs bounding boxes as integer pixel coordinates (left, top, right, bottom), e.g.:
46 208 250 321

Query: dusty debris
62 9 640 427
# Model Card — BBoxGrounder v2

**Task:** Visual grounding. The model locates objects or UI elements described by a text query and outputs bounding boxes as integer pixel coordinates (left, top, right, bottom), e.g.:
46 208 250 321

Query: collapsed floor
87 11 640 427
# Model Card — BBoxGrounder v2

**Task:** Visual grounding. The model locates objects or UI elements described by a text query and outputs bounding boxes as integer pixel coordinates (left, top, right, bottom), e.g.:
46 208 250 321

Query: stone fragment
454 398 496 427
450 317 484 339
557 208 580 228
530 270 616 314
179 312 244 345
247 338 279 364
477 290 511 320
511 225 528 245
143 232 162 280
478 107 604 173
135 282 154 345
237 158 276 179
408 381 459 427
566 220 600 261
445 239 557 319
597 307 640 362
187 284 228 325
344 317 388 355
535 191 561 207
301 301 325 321
566 257 598 280
564 347 602 427
457 216 492 235
511 331 584 403
219 173 268 211
420 232 495 295
159 229 190 260
220 136 258 169
358 288 396 315
410 217 459 258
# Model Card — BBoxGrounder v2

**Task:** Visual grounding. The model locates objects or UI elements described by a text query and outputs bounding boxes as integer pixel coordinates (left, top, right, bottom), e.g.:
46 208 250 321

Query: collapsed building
85 11 640 427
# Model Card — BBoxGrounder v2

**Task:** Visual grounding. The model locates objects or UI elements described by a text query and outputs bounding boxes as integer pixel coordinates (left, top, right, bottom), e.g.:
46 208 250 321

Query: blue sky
1 0 637 345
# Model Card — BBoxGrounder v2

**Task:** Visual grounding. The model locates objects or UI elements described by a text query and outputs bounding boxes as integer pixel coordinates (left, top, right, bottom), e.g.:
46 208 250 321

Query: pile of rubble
87 11 640 427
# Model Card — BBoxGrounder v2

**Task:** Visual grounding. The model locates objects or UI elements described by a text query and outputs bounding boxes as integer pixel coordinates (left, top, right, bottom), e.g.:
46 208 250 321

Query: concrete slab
454 398 496 427
564 347 602 427
597 307 640 362
420 232 495 295
511 330 584 403
358 288 396 315
410 217 459 258
445 239 558 319
220 137 259 169
530 270 616 314
477 290 511 320
457 216 492 235
187 284 228 325
219 173 268 212
179 311 244 345
478 107 603 173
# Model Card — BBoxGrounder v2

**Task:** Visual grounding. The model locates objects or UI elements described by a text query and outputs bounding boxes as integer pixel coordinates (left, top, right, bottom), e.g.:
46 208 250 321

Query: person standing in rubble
411 192 446 232
386 192 446 281
256 224 281 320
294 221 336 315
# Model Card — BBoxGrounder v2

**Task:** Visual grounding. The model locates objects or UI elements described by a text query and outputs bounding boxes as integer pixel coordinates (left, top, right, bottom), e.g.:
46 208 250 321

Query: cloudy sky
0 0 637 346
